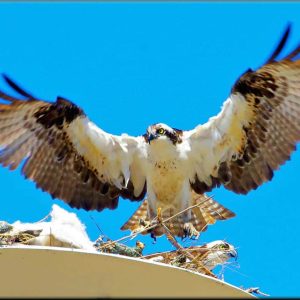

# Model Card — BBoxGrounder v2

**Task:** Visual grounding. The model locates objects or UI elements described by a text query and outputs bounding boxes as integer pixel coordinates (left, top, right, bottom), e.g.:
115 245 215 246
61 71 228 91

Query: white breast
145 138 191 218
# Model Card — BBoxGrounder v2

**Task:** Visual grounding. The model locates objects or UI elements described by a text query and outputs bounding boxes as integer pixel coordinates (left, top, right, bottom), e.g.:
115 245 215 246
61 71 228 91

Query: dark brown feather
224 32 300 194
265 24 291 64
2 74 36 99
188 27 300 196
0 84 145 212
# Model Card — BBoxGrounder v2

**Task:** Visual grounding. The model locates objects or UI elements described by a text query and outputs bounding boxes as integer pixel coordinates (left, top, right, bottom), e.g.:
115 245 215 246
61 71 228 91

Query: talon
183 222 200 240
139 218 150 228
150 231 157 243
138 217 159 242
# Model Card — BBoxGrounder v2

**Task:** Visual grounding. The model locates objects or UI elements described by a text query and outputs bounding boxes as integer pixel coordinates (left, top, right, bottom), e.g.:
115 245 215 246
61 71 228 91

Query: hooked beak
229 249 238 261
147 133 157 144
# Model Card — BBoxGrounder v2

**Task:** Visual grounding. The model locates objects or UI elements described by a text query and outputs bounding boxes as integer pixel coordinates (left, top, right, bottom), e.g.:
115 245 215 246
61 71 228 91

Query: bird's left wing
185 25 300 194
0 76 147 211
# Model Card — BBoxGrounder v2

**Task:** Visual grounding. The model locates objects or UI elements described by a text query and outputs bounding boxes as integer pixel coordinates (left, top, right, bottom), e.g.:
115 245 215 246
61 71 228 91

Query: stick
158 214 216 278
97 195 215 250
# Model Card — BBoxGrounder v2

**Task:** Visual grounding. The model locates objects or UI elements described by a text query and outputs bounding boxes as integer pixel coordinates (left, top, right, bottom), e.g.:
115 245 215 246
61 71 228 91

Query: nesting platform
0 246 254 298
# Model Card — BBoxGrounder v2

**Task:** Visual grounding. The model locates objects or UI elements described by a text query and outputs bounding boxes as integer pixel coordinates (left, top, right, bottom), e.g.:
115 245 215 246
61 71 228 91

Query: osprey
0 25 299 237
143 240 237 274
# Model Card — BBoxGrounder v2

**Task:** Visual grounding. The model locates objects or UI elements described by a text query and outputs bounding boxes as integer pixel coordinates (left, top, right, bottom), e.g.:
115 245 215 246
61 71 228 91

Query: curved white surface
0 246 254 298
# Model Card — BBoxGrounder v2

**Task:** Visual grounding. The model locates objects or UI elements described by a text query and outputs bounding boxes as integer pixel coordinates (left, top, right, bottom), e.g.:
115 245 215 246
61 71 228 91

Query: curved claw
183 222 200 240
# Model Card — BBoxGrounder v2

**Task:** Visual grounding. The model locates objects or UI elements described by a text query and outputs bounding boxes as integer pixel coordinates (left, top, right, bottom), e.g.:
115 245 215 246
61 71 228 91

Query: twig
89 215 111 241
160 219 216 278
97 195 215 250
34 213 51 223
161 194 215 225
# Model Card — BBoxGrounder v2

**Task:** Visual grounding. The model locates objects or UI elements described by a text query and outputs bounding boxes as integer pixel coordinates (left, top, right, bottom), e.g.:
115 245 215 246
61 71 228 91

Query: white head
202 240 238 270
144 123 183 145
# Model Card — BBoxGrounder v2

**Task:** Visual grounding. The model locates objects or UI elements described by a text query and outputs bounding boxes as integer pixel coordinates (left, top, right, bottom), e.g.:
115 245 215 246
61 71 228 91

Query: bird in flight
0 25 299 238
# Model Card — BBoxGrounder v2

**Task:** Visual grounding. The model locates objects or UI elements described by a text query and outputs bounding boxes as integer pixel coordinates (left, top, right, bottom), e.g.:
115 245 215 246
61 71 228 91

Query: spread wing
0 76 147 211
186 25 300 194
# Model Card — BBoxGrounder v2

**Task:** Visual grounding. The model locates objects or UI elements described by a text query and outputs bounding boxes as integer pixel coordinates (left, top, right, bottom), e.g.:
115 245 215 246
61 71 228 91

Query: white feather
11 205 95 251
186 94 250 183
67 116 146 189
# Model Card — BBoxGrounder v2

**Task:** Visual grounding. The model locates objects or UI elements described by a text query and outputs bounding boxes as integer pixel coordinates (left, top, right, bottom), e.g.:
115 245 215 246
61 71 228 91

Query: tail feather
121 193 235 237
191 193 235 233
120 200 149 233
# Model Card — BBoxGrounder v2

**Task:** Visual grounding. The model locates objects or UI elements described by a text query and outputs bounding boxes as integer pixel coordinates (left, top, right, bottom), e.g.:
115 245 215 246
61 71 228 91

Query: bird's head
201 240 238 271
205 240 238 261
144 123 183 145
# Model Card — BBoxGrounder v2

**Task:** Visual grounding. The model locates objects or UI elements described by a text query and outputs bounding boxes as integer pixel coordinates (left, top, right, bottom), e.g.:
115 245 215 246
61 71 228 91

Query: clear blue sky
0 2 299 297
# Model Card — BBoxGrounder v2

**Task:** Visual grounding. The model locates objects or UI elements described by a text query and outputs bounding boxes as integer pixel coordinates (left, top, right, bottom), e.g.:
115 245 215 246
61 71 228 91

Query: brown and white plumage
121 193 235 237
143 240 237 274
0 25 300 237
0 88 147 212
188 25 300 195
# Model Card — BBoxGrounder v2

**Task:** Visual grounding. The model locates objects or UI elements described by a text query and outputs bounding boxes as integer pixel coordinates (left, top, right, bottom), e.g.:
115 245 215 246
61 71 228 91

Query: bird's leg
160 219 216 278
135 218 157 243
179 204 200 240
183 222 200 240
134 208 162 243
157 207 162 223
148 207 163 243
140 207 161 229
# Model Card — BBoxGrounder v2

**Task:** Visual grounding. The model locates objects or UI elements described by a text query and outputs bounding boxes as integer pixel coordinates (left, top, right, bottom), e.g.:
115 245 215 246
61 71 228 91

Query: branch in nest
94 236 145 257
159 215 216 278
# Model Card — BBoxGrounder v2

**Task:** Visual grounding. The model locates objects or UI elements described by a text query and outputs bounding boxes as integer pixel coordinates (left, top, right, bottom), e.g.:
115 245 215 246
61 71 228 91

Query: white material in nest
11 204 95 251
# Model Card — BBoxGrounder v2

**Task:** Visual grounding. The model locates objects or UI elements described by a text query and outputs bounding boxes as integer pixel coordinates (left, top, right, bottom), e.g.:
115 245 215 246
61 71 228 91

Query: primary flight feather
0 25 299 237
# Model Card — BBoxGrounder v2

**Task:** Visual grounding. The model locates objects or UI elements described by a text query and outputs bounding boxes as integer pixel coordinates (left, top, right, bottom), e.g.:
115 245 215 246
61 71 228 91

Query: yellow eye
219 243 229 250
157 128 165 135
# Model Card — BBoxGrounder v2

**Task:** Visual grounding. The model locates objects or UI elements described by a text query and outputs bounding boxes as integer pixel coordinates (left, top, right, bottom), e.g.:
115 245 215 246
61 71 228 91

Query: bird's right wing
0 76 147 211
185 25 300 195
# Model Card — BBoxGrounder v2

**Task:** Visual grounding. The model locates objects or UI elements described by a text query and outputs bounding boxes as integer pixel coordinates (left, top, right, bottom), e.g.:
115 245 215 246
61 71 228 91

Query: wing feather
187 26 300 195
0 78 147 211
121 193 235 237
